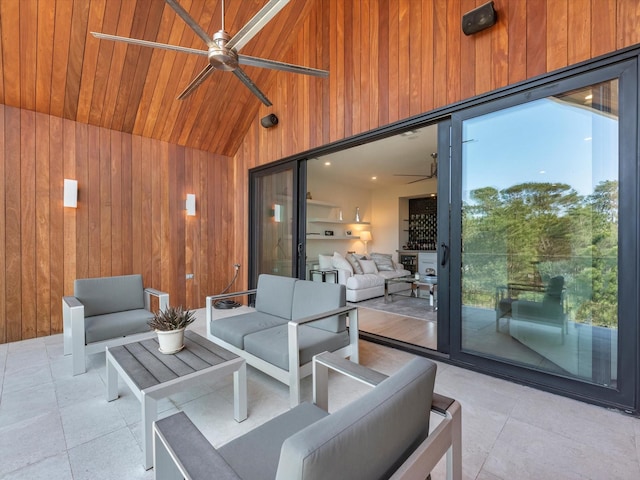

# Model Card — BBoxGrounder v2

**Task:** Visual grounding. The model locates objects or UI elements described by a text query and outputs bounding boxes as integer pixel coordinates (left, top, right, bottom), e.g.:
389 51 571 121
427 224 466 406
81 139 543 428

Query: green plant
148 306 196 331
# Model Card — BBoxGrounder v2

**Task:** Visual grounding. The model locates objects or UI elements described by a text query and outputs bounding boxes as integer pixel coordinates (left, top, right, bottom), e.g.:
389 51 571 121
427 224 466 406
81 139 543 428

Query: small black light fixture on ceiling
261 113 279 129
462 1 497 36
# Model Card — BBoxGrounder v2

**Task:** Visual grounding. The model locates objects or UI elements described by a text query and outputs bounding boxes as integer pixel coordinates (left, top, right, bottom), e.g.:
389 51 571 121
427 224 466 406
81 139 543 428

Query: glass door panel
460 80 619 387
249 164 298 285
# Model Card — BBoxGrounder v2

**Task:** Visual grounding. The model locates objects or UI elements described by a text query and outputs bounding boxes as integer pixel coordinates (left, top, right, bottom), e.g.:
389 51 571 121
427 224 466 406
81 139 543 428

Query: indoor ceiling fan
394 153 438 184
91 0 329 106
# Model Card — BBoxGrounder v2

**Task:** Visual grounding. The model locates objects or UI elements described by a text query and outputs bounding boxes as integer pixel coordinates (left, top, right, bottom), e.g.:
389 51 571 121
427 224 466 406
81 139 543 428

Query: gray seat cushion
74 274 145 317
255 274 297 320
275 357 437 480
291 280 346 333
84 309 153 343
210 311 289 349
243 325 350 371
219 402 328 480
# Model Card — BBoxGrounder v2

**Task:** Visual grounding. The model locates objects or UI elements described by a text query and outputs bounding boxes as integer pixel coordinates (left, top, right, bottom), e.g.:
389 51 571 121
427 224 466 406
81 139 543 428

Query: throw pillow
346 253 364 274
318 254 333 269
332 252 353 273
370 252 395 271
359 259 379 274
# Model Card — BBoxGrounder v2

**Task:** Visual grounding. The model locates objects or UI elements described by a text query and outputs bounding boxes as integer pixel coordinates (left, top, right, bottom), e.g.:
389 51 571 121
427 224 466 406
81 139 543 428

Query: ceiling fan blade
177 64 216 100
407 177 430 184
165 0 214 47
239 55 328 78
91 32 208 57
232 67 272 106
227 0 290 51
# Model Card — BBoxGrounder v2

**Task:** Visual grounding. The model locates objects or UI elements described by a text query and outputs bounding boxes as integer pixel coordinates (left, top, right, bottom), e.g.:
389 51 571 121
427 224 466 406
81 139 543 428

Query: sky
462 93 619 204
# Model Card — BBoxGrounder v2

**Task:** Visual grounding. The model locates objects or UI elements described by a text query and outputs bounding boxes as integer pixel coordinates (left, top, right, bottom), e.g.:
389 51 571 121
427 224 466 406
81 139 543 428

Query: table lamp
360 231 372 254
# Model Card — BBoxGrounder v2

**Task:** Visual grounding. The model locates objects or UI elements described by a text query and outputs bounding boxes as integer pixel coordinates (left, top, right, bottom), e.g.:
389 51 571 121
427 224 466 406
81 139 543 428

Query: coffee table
384 275 438 309
106 330 247 470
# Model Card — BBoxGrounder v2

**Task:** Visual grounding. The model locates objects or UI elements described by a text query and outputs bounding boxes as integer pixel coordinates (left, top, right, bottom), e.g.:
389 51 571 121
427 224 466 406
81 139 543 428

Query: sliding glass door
450 59 638 408
249 160 306 287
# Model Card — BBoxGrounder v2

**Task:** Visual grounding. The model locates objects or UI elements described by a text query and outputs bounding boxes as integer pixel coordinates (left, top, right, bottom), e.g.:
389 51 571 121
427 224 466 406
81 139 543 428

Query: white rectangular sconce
186 194 196 216
274 203 282 222
63 179 78 208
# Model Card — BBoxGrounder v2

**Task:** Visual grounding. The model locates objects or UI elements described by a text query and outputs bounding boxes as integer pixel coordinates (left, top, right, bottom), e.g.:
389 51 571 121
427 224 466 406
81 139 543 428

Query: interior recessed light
324 161 331 166
539 170 546 174
400 130 416 137
585 94 593 100
371 176 377 180
430 193 436 197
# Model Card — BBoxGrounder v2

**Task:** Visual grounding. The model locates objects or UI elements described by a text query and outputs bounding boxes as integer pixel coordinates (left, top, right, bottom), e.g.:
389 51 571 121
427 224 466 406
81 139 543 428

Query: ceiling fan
394 153 438 184
91 0 329 106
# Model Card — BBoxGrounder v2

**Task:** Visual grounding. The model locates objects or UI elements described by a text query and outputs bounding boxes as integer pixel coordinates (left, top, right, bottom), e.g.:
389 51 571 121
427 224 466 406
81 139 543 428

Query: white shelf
307 235 361 240
308 218 370 225
307 199 339 208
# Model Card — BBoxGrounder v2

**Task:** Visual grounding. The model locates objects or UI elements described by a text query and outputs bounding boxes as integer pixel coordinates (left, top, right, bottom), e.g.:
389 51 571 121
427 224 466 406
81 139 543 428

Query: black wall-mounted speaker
462 1 497 36
260 113 279 128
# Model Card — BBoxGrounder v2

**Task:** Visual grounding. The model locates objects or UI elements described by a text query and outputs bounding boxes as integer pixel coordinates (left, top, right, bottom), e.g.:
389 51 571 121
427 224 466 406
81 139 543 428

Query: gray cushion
210 311 289 349
255 274 297 320
84 309 153 343
291 280 346 333
74 274 145 317
243 325 350 371
370 252 396 271
275 357 437 480
345 253 365 274
219 402 328 480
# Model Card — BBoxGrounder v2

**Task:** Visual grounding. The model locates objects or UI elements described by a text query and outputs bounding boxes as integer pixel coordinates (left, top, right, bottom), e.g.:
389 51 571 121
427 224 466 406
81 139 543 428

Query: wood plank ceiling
0 0 319 156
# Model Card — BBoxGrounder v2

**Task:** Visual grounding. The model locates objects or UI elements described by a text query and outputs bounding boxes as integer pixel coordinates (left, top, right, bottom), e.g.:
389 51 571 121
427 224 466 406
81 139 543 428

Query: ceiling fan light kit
91 0 328 106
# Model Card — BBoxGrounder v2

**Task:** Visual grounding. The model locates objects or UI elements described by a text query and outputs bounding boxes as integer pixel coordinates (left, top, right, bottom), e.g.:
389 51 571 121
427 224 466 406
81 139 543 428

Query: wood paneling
0 0 316 156
1 0 640 343
230 0 640 288
0 105 232 343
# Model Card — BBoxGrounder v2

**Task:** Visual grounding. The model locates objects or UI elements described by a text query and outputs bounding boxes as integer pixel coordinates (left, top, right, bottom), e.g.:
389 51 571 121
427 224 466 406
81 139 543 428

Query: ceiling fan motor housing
209 31 238 71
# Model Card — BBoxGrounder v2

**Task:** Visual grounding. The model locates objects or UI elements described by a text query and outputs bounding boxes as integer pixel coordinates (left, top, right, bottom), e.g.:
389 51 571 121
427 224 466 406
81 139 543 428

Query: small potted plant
148 306 196 354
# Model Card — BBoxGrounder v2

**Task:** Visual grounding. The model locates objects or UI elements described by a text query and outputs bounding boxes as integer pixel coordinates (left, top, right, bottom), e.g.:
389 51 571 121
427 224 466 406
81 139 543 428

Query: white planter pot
156 328 186 354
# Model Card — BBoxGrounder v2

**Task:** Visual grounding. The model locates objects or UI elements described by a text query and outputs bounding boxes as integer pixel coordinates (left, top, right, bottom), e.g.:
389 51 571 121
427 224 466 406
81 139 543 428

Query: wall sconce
360 230 372 254
270 203 283 222
63 179 78 208
186 194 196 216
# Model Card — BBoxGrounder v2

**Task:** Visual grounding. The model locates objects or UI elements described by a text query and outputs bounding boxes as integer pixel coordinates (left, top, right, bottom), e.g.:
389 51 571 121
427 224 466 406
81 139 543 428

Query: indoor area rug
351 295 436 322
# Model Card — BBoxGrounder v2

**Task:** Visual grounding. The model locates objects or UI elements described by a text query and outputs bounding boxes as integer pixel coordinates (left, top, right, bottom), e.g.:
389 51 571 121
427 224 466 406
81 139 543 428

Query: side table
310 268 339 283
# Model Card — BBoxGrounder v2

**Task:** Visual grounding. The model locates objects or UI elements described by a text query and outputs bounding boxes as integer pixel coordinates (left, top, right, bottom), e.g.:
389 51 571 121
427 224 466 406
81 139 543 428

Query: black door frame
247 44 640 413
448 58 638 412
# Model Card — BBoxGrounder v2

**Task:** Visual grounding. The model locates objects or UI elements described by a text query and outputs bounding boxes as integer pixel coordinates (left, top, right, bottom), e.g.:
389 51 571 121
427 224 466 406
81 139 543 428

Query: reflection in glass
461 80 618 387
256 169 294 277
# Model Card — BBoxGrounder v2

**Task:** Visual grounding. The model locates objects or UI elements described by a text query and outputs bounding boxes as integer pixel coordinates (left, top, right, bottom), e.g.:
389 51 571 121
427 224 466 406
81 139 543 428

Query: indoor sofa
153 351 462 480
205 274 359 407
323 252 411 302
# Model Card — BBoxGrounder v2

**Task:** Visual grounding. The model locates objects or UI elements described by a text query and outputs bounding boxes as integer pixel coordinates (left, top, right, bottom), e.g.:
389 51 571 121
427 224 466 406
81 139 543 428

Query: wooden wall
3 0 640 344
0 104 234 343
231 0 640 280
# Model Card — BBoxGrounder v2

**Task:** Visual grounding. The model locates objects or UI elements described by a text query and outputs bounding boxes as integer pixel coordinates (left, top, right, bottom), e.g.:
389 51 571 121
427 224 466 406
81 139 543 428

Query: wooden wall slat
546 0 568 72
35 113 51 337
110 130 123 275
20 0 37 111
20 110 36 339
50 0 73 118
75 123 89 280
507 0 527 84
64 0 90 120
0 106 5 343
49 116 64 333
5 107 21 342
62 119 77 295
36 0 55 114
567 0 591 65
